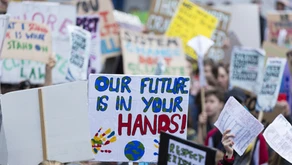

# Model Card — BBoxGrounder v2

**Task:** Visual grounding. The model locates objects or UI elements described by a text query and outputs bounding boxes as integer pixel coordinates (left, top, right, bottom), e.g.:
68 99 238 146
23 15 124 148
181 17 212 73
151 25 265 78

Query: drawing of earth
124 140 145 161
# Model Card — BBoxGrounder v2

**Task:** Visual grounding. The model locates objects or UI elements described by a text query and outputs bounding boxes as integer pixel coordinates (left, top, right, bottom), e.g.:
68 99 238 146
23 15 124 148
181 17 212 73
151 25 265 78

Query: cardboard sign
158 132 216 165
1 19 52 63
66 25 91 81
0 81 93 165
146 0 179 34
215 4 260 49
113 10 144 32
165 0 218 60
2 2 76 84
120 29 187 76
267 12 292 46
88 74 190 162
76 15 102 74
256 58 287 112
204 7 231 61
0 15 9 54
229 47 265 94
76 0 120 58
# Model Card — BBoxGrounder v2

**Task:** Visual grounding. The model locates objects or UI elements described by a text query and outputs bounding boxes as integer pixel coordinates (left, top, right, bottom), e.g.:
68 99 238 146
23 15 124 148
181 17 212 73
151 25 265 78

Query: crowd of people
1 0 292 165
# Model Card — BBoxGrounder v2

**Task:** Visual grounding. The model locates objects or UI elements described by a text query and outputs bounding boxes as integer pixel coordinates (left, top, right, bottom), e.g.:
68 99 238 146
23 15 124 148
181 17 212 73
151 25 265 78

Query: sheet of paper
1 81 93 165
263 114 292 164
214 97 264 156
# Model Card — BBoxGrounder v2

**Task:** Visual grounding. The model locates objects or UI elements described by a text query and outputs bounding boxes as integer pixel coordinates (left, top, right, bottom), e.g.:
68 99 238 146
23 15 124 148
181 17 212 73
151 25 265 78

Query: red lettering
169 114 180 133
28 23 48 33
144 114 157 135
47 14 57 31
118 113 132 136
6 32 10 39
99 11 109 23
164 57 172 66
132 114 144 135
139 56 157 65
32 12 45 23
59 19 73 35
158 114 170 133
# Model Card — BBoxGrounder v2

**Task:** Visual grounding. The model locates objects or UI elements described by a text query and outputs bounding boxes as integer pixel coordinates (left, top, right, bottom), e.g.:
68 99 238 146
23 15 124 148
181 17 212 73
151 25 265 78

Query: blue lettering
101 38 120 55
96 95 109 111
95 76 109 91
142 97 153 112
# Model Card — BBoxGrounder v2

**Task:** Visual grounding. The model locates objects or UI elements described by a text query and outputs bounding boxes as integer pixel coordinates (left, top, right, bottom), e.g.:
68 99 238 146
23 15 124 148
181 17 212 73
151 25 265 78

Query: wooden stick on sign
38 88 48 160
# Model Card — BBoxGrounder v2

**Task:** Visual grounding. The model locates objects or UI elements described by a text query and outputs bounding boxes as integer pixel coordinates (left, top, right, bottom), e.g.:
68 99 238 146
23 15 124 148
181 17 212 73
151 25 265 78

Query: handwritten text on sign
229 47 265 94
2 2 76 84
1 19 52 63
120 29 187 76
165 0 218 60
88 75 190 162
77 0 120 57
146 0 179 34
256 58 287 112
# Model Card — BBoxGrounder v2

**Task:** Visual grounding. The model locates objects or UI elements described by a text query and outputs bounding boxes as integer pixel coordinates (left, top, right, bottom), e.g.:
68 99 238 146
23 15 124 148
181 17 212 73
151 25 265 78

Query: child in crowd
206 88 269 165
196 88 225 144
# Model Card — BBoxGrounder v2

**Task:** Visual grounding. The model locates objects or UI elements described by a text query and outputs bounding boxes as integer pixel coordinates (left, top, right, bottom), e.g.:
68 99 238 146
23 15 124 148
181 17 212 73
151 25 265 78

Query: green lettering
3 60 13 71
17 42 21 49
20 67 27 78
29 68 36 79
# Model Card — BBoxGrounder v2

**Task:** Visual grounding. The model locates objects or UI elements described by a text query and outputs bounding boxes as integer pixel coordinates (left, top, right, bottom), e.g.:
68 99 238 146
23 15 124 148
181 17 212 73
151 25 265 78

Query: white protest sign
88 74 190 162
113 10 144 32
214 97 264 156
2 2 76 84
188 35 214 87
0 15 9 54
76 15 102 74
229 47 265 94
263 114 292 164
0 81 93 165
66 25 91 81
256 58 287 112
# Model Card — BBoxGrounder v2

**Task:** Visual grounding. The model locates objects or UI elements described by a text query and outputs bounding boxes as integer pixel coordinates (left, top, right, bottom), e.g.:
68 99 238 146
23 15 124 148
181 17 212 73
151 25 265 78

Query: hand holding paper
214 97 264 156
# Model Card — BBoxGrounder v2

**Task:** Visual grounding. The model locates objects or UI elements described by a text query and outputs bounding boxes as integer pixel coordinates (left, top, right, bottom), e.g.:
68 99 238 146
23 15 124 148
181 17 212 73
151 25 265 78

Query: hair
206 76 218 88
215 62 229 79
205 88 225 103
204 58 218 77
19 80 31 90
39 160 63 165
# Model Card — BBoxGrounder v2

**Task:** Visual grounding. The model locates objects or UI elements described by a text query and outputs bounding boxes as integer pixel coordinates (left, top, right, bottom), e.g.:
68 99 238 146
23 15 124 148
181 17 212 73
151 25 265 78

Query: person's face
277 2 285 10
205 95 224 117
217 66 229 90
204 65 213 80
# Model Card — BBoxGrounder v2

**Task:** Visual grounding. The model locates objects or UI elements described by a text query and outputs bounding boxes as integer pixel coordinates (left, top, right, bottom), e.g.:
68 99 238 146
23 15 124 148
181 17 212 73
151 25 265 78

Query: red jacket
218 155 234 165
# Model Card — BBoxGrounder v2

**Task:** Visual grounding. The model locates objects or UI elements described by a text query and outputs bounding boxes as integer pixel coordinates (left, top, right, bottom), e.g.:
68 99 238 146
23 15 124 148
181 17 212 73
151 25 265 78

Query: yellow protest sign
165 0 218 60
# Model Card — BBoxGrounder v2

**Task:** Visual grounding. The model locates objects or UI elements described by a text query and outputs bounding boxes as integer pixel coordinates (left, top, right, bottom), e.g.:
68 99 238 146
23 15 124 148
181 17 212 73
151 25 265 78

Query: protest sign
66 25 91 81
229 46 265 94
2 2 76 84
263 114 292 164
113 10 144 32
158 132 216 165
1 19 52 63
214 97 264 156
146 0 179 34
120 29 188 76
0 15 9 54
165 0 218 60
76 0 120 58
88 74 190 162
76 15 101 74
267 12 292 46
204 7 231 62
0 81 93 165
256 58 287 112
215 4 260 49
223 31 242 64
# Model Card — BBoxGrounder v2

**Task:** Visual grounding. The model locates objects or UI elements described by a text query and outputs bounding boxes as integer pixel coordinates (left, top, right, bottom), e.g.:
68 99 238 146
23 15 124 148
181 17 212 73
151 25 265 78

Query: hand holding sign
221 130 235 158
